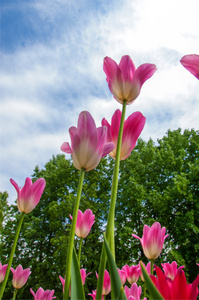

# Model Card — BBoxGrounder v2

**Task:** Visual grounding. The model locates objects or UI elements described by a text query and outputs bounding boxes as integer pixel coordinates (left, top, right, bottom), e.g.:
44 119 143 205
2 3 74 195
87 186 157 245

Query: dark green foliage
1 129 199 299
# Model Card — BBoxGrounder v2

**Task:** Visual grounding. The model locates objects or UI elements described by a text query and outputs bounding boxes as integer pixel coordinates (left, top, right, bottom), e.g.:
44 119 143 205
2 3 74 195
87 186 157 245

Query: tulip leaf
140 261 164 300
103 235 127 300
71 248 85 300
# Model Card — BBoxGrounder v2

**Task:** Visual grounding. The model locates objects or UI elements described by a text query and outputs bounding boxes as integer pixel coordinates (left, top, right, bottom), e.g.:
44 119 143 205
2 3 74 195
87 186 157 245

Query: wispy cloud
1 0 199 204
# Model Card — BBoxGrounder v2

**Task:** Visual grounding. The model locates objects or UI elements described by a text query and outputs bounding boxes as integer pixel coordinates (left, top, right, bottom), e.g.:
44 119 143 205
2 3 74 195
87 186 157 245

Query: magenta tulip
88 289 104 300
117 268 126 285
10 177 46 214
61 111 114 172
96 269 111 296
30 287 56 300
102 109 146 160
161 261 185 280
180 54 199 79
0 263 8 283
103 55 156 105
70 209 95 238
132 222 169 260
139 261 154 281
122 264 140 284
59 268 90 293
10 265 31 289
151 266 199 300
124 283 146 300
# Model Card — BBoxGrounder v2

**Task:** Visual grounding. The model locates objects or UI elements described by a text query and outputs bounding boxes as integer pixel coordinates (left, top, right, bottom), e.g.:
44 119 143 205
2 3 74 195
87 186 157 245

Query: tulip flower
180 54 199 79
59 269 90 293
10 177 46 214
117 268 126 285
0 263 8 283
103 55 156 105
124 283 146 300
122 264 140 284
10 265 31 289
96 269 111 295
88 289 104 300
61 111 114 172
139 261 154 281
102 109 146 160
70 209 95 238
132 222 169 260
30 287 56 300
161 261 185 280
151 266 199 300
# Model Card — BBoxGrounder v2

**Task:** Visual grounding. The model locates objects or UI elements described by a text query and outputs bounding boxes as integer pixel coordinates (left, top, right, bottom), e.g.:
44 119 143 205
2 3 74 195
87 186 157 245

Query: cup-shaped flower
61 111 115 172
30 287 56 300
161 261 185 281
122 265 140 284
70 209 95 238
139 261 154 281
117 268 126 286
151 266 199 300
180 54 199 79
103 55 156 105
10 177 46 214
124 283 146 300
102 109 146 160
96 269 111 296
0 263 8 283
59 269 90 294
10 265 31 289
132 222 169 260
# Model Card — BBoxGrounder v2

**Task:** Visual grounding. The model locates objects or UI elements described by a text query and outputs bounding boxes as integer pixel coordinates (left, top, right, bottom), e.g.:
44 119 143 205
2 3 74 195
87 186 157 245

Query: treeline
1 128 199 299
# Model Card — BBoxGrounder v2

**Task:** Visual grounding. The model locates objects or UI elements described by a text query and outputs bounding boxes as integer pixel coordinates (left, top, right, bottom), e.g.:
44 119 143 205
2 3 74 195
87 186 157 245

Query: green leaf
71 248 85 300
103 235 127 300
140 261 164 300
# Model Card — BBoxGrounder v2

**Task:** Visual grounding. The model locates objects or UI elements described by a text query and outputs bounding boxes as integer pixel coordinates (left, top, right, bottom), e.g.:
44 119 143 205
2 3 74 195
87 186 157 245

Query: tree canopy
1 128 198 299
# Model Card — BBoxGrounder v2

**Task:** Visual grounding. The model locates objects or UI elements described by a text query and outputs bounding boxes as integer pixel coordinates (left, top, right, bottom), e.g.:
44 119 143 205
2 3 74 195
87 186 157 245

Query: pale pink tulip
10 177 46 214
96 269 111 296
151 266 199 300
61 111 114 172
30 287 56 300
122 264 140 284
0 263 8 283
180 54 199 79
10 265 31 289
70 209 95 238
102 109 146 160
162 261 185 280
132 222 169 260
124 282 146 300
103 55 156 105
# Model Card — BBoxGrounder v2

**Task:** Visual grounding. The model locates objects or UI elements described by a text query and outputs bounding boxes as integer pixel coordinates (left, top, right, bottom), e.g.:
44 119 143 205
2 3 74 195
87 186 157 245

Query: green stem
0 212 25 300
63 168 85 300
13 289 18 300
78 238 83 265
150 259 154 275
96 100 127 300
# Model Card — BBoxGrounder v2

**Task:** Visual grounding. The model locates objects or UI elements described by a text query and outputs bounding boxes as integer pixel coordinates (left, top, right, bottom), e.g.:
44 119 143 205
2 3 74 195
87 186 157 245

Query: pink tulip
122 264 140 284
180 54 199 79
61 111 114 172
102 109 146 160
161 261 185 280
59 269 90 294
10 177 46 214
88 289 104 300
132 222 169 260
70 209 95 238
0 263 8 283
117 268 126 285
103 55 156 105
10 265 31 289
139 261 154 281
151 266 199 300
96 269 111 296
124 283 146 300
30 287 56 300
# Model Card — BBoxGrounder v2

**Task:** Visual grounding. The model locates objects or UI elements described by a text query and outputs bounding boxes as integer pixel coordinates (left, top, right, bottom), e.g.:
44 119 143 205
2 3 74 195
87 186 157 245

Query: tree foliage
1 128 198 299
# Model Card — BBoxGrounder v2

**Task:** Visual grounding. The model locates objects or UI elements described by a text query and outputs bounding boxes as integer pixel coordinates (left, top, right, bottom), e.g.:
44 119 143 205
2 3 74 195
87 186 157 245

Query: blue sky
1 0 199 204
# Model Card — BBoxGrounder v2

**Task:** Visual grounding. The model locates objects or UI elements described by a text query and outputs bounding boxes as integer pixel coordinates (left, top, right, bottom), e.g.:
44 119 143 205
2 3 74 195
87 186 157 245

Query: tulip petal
180 54 199 79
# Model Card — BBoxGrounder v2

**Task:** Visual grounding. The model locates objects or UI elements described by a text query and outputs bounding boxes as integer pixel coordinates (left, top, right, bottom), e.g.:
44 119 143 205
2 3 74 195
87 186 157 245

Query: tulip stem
150 259 154 275
0 212 25 300
96 100 127 300
78 238 83 265
63 168 85 300
12 289 17 300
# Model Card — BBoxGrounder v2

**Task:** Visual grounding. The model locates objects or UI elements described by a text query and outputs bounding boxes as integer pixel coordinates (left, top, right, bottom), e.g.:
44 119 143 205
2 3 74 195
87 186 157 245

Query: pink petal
133 63 157 87
119 55 136 82
111 109 122 142
101 118 112 143
101 142 115 158
61 142 72 154
180 54 199 79
103 56 121 83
